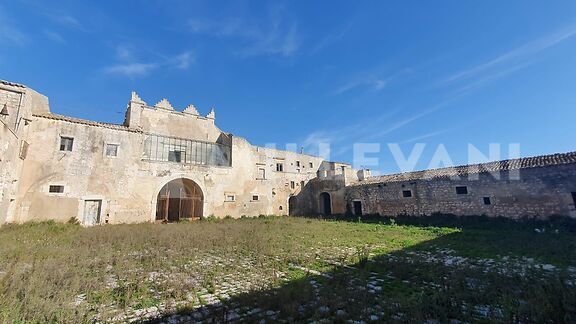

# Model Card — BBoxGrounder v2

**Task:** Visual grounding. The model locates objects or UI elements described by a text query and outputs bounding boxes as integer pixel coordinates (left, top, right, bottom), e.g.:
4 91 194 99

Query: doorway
353 201 362 216
83 200 102 226
319 192 332 215
288 196 297 216
156 178 204 222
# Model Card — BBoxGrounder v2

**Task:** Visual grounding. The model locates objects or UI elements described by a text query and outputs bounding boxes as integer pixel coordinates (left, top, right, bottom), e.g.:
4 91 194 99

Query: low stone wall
345 164 576 219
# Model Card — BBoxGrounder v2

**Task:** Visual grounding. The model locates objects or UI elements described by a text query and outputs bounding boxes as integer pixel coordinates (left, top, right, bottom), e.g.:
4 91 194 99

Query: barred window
143 134 231 167
60 137 73 151
105 144 119 157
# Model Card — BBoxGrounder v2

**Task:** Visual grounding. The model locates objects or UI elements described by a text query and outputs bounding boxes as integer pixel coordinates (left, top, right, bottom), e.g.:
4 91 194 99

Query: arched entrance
288 196 297 216
156 178 203 222
319 192 332 215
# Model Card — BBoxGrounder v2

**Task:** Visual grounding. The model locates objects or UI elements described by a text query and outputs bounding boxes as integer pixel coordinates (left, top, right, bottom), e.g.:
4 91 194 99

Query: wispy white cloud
0 8 28 46
48 14 87 32
115 45 134 61
332 67 412 95
44 30 66 44
442 24 576 85
172 51 195 70
187 5 300 57
401 129 452 144
104 49 196 78
310 22 354 55
104 63 158 78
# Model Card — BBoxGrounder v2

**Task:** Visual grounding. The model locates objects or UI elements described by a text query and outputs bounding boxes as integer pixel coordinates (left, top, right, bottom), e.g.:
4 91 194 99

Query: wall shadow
144 219 576 323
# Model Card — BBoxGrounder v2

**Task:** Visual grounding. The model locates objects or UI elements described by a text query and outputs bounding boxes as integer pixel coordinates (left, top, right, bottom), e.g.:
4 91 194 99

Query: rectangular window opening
456 186 469 195
49 185 64 193
252 195 259 201
483 197 491 205
290 181 295 189
168 150 182 163
105 144 119 157
296 161 301 167
60 137 74 151
257 168 266 180
225 195 236 202
276 163 284 172
402 190 412 198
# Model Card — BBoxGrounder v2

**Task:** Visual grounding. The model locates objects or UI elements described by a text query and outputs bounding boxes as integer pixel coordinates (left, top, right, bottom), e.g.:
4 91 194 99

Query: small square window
252 195 259 201
105 144 119 157
168 151 182 163
456 186 468 195
49 185 64 193
483 197 492 205
225 195 235 202
60 137 74 151
402 190 412 198
257 168 266 180
276 163 284 172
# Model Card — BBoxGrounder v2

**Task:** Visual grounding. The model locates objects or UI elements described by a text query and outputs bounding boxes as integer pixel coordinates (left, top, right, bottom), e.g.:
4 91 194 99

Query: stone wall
0 82 49 223
345 164 576 219
7 98 324 224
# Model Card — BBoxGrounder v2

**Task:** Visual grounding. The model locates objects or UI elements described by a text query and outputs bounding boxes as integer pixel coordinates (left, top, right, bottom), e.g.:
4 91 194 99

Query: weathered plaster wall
345 165 576 219
0 83 48 223
10 106 324 224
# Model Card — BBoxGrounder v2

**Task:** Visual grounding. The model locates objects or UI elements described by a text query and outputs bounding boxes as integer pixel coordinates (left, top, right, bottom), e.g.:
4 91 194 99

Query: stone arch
155 178 204 222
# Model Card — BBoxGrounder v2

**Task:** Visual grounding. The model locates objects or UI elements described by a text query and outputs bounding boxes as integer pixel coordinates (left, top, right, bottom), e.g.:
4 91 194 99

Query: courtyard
0 216 575 323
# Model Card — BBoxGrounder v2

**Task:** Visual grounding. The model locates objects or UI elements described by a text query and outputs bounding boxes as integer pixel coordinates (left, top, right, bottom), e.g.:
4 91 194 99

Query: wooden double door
156 179 203 222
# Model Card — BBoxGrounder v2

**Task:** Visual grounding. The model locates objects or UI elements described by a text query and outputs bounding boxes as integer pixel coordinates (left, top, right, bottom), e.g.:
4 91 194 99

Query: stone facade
1 79 575 225
345 156 576 219
0 81 328 225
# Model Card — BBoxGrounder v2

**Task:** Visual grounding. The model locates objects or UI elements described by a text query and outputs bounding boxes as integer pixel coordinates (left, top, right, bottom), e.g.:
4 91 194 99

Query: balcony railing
143 134 231 167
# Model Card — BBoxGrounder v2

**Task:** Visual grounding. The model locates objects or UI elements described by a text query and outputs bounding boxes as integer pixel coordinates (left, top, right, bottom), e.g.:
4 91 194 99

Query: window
19 140 29 160
456 186 469 195
276 163 284 172
279 206 283 211
296 161 301 167
257 167 266 180
296 169 301 173
301 181 305 188
483 197 492 205
60 137 74 151
290 181 295 189
225 195 235 202
105 144 119 157
402 190 412 198
252 195 260 201
309 162 313 168
168 151 182 162
49 185 64 193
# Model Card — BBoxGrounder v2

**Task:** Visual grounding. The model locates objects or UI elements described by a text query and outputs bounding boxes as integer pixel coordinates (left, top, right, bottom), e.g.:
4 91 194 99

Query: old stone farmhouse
1 79 575 225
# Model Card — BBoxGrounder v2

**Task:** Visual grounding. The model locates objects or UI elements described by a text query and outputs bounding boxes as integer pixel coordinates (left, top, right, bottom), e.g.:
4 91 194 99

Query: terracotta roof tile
354 151 576 186
33 113 141 133
0 80 26 88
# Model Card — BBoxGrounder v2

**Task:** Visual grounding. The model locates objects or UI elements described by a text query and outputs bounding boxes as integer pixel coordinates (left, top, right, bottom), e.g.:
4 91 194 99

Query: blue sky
1 1 576 174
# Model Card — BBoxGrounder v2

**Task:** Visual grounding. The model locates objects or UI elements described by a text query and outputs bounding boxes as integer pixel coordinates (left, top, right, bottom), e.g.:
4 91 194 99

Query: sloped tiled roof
0 79 26 88
353 151 576 186
33 113 142 133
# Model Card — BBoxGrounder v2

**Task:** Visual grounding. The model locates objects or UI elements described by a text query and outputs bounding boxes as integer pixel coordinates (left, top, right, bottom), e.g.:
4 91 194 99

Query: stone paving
81 246 576 323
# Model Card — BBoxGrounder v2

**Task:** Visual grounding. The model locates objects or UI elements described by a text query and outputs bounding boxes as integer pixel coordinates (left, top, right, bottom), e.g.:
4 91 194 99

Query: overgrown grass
0 216 574 322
